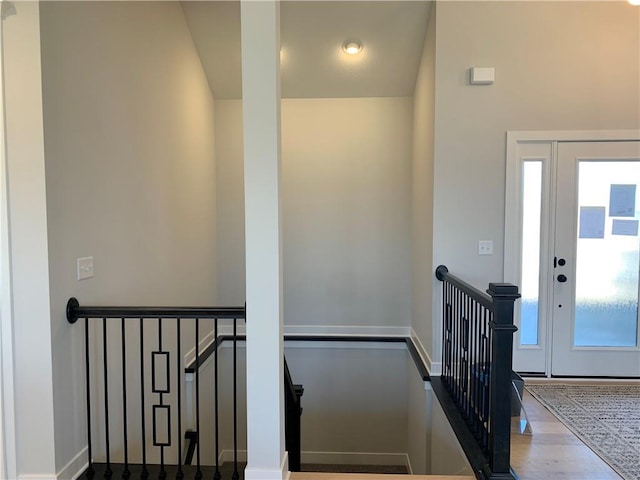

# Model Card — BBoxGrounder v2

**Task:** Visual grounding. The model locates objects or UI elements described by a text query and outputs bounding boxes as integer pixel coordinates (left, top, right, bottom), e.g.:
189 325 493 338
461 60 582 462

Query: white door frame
505 130 640 377
0 2 16 476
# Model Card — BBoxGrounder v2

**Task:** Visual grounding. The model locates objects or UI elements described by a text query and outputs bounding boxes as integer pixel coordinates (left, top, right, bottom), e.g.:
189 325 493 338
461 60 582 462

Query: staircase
66 263 521 480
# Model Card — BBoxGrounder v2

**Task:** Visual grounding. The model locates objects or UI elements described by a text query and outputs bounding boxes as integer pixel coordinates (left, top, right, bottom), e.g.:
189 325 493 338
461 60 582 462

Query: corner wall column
1 2 57 478
241 1 287 479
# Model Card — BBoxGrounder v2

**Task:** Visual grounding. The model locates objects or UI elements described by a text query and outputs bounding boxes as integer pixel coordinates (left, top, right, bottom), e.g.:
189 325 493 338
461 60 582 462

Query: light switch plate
77 256 94 280
478 240 493 255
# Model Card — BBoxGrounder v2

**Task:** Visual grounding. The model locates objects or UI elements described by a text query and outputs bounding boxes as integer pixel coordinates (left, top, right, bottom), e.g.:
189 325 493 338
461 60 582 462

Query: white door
551 141 640 376
506 134 640 377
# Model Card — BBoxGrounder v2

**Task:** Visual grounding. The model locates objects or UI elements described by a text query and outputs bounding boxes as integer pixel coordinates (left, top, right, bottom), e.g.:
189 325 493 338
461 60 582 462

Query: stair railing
284 357 303 472
66 298 245 480
435 265 520 480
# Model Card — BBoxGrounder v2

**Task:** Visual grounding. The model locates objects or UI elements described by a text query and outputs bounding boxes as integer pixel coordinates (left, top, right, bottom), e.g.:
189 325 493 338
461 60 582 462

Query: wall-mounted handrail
66 297 245 323
435 265 519 480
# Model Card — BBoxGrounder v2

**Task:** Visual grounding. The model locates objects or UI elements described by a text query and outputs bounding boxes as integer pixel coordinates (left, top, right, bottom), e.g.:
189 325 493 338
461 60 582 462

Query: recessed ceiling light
342 40 363 55
629 0 640 5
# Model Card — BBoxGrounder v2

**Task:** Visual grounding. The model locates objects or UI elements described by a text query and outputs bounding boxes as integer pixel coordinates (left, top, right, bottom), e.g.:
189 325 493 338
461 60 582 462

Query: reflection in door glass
575 161 640 347
521 161 542 345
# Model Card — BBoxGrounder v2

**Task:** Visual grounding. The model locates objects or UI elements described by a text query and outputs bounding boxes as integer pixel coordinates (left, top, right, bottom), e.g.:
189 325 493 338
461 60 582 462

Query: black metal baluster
445 282 451 385
457 292 467 416
450 284 455 385
176 319 183 480
158 318 166 480
232 318 239 480
214 318 221 480
446 283 452 385
122 318 130 479
471 302 480 438
455 287 461 403
482 308 490 448
479 308 486 446
140 319 148 479
195 319 202 480
487 310 494 448
103 318 112 479
85 318 95 479
467 297 473 418
449 284 455 393
468 300 475 431
442 283 447 386
455 289 461 402
463 295 471 421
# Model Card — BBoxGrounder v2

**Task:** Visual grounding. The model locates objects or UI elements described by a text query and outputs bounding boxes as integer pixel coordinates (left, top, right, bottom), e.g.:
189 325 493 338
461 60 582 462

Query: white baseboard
284 325 411 338
220 449 248 464
429 361 442 376
300 451 409 467
243 451 289 480
57 446 88 480
409 328 440 376
221 450 409 474
18 475 56 480
184 323 247 368
285 340 406 350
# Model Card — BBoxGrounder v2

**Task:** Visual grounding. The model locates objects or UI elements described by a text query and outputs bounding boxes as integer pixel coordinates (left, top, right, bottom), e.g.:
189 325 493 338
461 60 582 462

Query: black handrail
66 297 245 323
435 265 493 309
435 265 519 480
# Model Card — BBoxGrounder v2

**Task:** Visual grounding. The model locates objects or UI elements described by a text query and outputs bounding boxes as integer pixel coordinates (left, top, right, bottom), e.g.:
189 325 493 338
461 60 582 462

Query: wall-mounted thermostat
470 67 495 85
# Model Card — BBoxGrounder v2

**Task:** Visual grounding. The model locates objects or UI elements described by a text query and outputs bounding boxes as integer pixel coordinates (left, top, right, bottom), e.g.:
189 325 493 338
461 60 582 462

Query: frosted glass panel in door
574 161 640 347
520 161 542 345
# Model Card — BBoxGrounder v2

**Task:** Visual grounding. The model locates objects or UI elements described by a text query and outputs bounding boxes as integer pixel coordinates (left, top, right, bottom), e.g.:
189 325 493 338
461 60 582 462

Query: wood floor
510 389 622 480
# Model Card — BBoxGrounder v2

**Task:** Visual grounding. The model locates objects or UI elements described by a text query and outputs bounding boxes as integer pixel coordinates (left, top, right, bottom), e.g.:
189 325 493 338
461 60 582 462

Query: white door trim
0 2 17 477
505 130 640 377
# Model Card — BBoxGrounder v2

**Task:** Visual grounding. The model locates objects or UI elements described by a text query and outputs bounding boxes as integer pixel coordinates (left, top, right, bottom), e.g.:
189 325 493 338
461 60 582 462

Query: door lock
554 257 567 267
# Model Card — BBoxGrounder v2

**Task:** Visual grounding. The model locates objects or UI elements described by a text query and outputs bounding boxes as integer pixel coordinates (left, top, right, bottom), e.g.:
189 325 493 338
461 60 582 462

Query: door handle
557 274 568 283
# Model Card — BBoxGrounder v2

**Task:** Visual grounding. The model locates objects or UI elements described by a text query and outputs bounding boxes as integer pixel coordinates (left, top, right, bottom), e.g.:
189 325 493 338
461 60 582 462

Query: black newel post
485 283 519 480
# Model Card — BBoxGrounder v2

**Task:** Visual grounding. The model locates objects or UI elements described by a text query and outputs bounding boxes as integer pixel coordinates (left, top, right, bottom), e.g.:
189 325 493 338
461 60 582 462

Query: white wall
429 389 473 477
283 98 412 329
2 2 57 477
215 101 246 305
433 0 640 287
429 0 640 365
406 361 429 474
39 1 218 475
411 2 436 371
285 344 408 464
216 98 413 329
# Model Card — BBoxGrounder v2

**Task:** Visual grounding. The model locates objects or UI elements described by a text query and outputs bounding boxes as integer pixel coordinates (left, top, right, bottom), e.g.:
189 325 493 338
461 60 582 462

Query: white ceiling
182 1 432 99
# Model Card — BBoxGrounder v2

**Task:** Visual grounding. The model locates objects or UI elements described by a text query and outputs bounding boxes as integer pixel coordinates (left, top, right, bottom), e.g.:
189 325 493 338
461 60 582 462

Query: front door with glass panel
552 141 640 376
509 138 640 377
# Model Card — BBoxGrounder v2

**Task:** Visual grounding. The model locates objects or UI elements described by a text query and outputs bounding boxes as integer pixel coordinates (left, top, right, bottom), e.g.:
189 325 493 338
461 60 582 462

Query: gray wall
216 97 413 329
433 0 640 286
285 344 409 462
411 2 436 369
429 0 640 366
22 0 640 474
39 1 218 472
